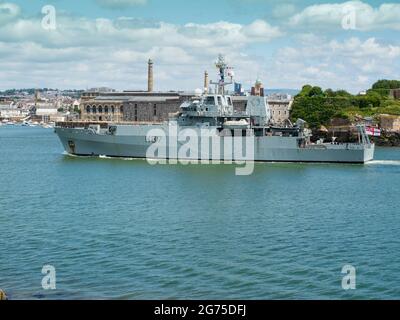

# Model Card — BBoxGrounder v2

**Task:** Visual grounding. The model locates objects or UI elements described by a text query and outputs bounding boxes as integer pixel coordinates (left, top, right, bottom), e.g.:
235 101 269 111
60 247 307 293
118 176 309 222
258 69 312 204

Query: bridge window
204 96 215 105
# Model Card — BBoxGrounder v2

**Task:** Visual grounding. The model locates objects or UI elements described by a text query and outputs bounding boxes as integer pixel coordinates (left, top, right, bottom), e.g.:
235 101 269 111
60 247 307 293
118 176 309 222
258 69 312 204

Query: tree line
290 80 400 129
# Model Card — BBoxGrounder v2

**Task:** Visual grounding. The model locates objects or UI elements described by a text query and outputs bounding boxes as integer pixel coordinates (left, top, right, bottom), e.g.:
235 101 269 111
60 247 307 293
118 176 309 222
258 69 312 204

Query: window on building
153 104 157 117
98 106 103 113
92 106 97 114
120 106 123 113
86 105 91 114
104 106 109 114
111 106 115 113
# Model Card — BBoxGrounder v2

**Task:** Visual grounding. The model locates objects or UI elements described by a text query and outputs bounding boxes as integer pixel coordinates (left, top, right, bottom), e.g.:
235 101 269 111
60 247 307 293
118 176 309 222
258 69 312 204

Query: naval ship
55 56 375 164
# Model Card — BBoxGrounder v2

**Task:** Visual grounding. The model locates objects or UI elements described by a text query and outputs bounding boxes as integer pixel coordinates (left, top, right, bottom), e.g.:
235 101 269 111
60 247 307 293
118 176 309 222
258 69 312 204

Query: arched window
111 106 115 113
86 105 91 114
98 106 103 113
92 106 97 114
104 106 109 114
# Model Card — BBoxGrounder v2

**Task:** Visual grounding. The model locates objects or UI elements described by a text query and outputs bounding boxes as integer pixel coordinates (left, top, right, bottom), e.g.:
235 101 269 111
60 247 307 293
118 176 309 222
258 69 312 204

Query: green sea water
1 125 400 299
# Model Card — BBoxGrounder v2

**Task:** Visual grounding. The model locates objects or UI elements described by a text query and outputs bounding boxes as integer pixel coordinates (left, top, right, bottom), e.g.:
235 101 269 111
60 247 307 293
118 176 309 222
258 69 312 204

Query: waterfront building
78 59 291 125
267 94 293 126
79 59 233 122
79 90 253 123
80 91 124 122
0 106 26 118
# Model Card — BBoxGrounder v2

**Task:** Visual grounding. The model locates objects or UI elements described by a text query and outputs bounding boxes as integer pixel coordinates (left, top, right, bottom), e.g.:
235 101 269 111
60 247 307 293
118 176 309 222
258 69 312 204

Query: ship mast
210 54 234 95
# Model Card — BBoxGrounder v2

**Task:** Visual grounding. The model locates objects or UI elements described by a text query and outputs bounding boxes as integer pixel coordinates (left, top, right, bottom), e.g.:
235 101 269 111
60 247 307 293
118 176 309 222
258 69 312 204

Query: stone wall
268 100 293 125
123 99 183 122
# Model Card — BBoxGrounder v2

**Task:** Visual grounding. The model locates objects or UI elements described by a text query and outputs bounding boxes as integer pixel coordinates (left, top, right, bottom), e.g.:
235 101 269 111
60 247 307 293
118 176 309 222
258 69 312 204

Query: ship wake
367 160 400 166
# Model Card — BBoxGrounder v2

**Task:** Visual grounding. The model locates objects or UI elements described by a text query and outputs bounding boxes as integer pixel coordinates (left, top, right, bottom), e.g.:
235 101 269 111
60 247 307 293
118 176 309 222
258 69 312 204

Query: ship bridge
180 94 234 117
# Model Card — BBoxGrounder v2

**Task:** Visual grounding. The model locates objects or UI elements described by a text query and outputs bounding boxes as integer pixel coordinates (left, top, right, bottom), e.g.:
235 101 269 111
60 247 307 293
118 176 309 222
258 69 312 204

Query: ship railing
56 120 167 129
356 124 372 146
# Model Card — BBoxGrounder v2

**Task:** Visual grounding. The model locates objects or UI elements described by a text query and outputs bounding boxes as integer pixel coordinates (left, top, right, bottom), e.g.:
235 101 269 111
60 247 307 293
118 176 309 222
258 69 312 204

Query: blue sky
0 0 399 92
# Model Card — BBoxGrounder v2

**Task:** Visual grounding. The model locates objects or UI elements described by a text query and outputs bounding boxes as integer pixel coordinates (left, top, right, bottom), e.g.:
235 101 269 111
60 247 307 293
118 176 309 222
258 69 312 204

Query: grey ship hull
55 124 375 164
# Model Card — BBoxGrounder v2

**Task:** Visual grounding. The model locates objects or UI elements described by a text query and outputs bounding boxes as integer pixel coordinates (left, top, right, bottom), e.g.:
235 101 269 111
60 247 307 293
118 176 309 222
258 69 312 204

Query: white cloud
289 1 400 31
0 13 282 90
0 16 282 49
0 2 20 26
266 37 400 92
242 19 283 40
95 0 147 9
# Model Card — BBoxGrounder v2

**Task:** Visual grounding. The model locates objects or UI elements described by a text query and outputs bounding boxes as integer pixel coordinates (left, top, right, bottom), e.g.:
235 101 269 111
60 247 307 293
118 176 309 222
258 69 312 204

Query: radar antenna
210 54 234 95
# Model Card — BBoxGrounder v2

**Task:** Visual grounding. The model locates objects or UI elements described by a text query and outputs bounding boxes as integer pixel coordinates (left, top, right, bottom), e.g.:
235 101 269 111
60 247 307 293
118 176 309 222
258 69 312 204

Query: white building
35 108 58 116
267 95 294 126
0 105 28 118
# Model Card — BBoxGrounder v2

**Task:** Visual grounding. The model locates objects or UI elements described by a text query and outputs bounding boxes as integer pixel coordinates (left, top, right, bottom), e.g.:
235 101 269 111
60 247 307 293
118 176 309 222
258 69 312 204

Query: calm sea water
1 125 400 300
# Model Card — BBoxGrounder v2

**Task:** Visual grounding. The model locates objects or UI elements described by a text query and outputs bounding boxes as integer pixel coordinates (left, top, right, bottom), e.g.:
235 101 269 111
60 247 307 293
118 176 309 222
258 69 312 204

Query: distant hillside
290 80 400 129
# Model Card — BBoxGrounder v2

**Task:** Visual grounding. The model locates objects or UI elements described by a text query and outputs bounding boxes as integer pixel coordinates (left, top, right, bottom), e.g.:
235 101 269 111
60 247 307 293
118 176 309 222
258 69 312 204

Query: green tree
308 86 324 97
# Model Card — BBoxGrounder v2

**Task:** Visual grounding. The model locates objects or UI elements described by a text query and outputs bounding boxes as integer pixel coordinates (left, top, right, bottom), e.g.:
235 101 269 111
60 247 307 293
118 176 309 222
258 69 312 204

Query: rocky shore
372 132 400 147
